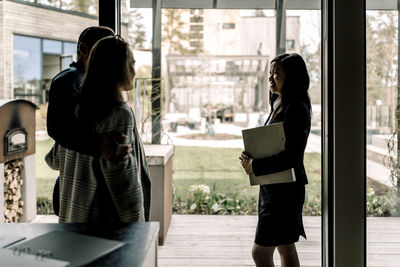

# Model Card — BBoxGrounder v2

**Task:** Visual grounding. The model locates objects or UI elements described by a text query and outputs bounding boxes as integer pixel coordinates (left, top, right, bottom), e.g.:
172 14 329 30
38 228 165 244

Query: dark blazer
47 62 97 155
252 100 311 184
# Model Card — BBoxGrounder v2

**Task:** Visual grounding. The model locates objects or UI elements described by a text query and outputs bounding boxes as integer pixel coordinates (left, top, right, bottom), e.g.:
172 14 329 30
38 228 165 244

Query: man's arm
47 74 98 156
47 73 131 162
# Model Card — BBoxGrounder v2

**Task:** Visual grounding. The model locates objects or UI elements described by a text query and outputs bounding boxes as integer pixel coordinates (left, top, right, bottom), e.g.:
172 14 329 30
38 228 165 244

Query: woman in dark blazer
240 53 311 267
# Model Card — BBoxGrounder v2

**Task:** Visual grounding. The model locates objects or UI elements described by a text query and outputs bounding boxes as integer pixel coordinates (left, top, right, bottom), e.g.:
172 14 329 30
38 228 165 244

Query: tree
162 9 190 55
71 0 97 15
366 11 397 112
128 9 147 49
366 11 400 215
301 43 321 105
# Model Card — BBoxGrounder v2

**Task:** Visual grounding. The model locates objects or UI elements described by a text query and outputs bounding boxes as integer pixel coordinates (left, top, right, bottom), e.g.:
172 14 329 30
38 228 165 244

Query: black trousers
52 177 60 216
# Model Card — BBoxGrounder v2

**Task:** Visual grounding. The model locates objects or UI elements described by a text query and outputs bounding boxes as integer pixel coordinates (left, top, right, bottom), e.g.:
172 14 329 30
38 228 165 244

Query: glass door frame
99 0 399 266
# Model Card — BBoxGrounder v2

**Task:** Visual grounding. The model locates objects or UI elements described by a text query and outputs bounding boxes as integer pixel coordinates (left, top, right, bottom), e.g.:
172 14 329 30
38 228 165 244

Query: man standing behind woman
46 35 151 223
240 53 311 267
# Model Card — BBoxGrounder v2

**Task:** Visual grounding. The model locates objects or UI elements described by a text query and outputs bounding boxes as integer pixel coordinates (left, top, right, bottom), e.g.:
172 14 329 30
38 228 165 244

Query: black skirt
255 182 306 247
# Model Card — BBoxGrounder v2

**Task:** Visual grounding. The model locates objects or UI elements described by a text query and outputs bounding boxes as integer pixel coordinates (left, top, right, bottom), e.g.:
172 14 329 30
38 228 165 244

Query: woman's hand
239 151 254 175
99 132 132 165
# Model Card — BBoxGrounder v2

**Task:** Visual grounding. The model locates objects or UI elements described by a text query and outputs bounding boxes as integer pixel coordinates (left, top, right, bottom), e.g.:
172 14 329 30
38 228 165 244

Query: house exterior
0 0 128 105
164 9 300 113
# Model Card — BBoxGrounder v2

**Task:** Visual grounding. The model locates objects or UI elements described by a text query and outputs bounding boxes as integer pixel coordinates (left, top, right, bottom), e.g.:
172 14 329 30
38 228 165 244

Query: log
15 187 21 199
5 174 12 183
10 210 16 218
4 209 10 217
17 207 23 215
11 179 19 189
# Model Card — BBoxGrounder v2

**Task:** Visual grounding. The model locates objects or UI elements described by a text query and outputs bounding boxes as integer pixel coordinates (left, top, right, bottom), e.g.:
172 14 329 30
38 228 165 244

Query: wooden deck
158 215 400 267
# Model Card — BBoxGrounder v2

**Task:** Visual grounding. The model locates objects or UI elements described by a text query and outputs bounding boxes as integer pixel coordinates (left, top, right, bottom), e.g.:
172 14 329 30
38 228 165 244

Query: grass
36 140 396 216
36 138 58 200
35 140 322 209
172 146 322 202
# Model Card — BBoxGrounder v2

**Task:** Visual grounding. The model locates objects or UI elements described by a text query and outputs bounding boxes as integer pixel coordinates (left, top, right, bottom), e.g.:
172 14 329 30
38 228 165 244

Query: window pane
154 8 322 266
13 35 41 105
366 10 400 267
43 39 62 54
19 0 98 15
62 42 77 66
63 42 77 56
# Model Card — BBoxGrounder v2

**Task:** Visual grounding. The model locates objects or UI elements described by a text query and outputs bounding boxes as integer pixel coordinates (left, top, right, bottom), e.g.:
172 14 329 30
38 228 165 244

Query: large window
366 10 400 266
13 35 41 105
19 0 98 15
13 35 77 105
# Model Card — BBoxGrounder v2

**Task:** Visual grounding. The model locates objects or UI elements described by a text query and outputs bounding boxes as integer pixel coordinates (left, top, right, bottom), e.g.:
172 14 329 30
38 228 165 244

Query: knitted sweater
45 103 151 223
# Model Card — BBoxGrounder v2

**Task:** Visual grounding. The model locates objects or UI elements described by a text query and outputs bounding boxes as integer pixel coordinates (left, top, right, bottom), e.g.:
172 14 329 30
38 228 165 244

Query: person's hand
239 151 254 175
99 132 132 165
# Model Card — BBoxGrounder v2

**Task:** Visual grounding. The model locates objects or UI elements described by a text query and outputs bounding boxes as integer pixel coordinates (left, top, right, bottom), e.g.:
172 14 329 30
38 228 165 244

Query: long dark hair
77 36 135 124
269 53 311 115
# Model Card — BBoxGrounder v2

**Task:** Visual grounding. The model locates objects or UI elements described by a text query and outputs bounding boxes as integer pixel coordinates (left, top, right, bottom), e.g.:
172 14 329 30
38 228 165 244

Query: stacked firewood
3 159 24 223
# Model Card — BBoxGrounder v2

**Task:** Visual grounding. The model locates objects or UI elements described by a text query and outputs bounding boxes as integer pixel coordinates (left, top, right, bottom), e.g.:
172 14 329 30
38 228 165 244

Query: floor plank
158 215 400 267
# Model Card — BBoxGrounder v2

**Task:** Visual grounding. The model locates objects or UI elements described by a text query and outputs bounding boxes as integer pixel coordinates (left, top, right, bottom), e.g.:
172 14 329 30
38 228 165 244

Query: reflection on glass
63 42 76 56
20 0 98 15
122 7 153 135
43 39 62 54
133 8 323 266
13 35 41 104
366 10 400 267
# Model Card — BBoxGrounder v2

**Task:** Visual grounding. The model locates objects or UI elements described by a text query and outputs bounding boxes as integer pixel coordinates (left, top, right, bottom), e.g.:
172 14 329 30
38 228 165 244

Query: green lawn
36 140 397 216
172 146 321 206
35 140 322 213
36 139 58 200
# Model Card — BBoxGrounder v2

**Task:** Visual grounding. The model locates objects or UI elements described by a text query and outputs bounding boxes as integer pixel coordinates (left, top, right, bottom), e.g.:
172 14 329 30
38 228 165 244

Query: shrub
303 194 321 216
173 184 395 217
174 183 258 215
36 197 54 215
366 187 394 216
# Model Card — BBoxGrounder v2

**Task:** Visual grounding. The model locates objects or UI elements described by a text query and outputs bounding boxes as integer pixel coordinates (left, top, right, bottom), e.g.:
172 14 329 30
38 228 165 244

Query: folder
0 234 25 248
242 122 296 185
0 248 69 267
8 230 125 267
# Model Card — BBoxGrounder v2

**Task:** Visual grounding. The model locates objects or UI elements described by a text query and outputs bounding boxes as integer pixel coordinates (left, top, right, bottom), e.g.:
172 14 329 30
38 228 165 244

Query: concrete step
371 134 396 150
30 214 58 223
366 145 394 165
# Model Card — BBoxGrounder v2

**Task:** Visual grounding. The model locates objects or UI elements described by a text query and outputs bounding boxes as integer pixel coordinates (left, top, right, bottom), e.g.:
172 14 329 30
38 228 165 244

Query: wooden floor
158 215 400 267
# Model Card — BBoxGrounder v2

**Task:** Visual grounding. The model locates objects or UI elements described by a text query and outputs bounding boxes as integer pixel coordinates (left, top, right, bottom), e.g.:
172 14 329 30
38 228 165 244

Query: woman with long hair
46 36 151 223
240 53 311 267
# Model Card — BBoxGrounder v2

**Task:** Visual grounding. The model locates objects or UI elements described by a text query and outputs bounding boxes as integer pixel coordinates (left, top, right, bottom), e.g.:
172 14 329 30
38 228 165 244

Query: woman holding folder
240 53 311 267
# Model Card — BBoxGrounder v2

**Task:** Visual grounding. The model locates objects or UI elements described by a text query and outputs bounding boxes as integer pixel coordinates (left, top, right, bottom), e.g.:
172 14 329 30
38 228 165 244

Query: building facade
0 0 128 105
165 9 300 113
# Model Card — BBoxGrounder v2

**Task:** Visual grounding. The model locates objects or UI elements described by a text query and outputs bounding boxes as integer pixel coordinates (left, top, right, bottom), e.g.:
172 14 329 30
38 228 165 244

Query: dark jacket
252 100 310 184
47 62 97 155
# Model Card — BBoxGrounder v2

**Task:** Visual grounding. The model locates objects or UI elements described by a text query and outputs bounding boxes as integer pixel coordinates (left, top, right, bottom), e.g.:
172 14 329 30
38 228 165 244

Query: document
8 230 125 267
242 122 296 185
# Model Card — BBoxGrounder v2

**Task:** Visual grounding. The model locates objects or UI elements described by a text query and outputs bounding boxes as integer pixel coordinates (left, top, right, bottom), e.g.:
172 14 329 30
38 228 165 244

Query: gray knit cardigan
45 103 151 223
